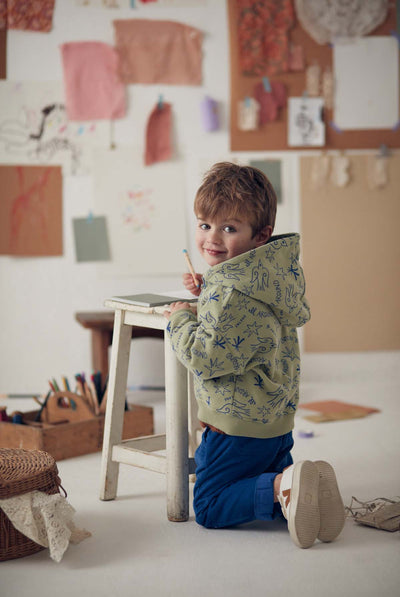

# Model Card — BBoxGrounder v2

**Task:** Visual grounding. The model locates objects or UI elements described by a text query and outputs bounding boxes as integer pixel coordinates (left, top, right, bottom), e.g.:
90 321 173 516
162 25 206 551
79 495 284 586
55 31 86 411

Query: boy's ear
254 225 272 247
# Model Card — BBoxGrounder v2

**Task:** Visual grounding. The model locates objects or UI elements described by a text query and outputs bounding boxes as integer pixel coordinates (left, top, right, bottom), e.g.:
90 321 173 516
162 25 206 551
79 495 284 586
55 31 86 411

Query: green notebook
110 293 197 307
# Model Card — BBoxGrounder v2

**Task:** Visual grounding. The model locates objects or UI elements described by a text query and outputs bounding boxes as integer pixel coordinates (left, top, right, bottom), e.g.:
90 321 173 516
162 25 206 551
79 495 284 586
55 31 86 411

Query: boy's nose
208 228 222 243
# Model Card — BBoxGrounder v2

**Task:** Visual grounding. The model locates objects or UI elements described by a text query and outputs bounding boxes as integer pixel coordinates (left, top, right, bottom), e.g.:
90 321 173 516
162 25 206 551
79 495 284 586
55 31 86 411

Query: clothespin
390 30 400 47
87 210 93 223
262 77 271 93
158 94 164 110
244 96 251 107
329 121 343 133
378 144 390 158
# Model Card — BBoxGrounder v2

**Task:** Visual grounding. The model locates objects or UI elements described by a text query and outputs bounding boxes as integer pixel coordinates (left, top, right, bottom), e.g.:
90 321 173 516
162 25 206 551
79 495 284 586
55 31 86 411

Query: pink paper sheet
113 19 203 85
61 41 126 121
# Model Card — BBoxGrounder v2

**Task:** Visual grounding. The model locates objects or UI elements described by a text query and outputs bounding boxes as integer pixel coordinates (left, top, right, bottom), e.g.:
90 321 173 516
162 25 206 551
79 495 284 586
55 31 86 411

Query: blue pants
193 428 294 529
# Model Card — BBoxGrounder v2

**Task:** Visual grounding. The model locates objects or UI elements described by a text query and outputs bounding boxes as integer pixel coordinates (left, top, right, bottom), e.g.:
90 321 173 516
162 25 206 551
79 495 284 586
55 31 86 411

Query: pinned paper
113 19 203 85
330 153 351 187
249 160 283 203
93 149 187 276
238 98 259 131
0 81 109 175
254 80 287 125
0 165 62 256
288 97 325 147
144 102 173 166
73 216 111 262
61 42 126 121
334 37 399 130
200 96 219 132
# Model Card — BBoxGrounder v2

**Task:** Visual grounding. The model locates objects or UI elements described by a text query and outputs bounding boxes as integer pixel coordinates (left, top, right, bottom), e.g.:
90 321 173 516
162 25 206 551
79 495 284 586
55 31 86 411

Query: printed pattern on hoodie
166 234 311 438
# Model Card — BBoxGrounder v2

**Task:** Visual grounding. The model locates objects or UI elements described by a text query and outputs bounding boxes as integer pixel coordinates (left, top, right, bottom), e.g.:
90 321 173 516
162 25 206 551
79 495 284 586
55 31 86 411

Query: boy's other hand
183 272 203 296
163 301 195 319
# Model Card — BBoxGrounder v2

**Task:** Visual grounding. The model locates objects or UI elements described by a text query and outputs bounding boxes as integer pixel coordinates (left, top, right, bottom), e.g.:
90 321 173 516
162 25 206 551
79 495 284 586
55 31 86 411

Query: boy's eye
199 223 210 230
223 225 236 233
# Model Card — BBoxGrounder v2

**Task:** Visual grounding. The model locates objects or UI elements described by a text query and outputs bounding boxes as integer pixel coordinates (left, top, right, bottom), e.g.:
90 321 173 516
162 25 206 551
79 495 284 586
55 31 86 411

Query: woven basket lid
0 448 59 500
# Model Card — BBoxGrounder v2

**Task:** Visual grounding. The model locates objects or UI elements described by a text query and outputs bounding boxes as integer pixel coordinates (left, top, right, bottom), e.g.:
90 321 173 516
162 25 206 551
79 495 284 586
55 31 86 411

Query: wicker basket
0 448 63 561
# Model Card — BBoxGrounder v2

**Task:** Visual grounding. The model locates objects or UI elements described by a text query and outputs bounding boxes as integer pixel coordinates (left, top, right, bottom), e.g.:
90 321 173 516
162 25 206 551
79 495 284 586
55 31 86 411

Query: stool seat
0 448 62 561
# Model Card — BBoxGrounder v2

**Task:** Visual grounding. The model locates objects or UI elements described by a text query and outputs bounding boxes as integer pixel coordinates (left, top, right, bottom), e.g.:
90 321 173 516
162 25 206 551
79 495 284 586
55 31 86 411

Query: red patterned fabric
4 0 55 32
237 0 295 76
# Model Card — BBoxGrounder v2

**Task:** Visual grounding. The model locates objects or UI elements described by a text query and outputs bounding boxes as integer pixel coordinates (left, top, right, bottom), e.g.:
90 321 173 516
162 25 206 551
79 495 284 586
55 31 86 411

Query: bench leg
164 333 189 521
100 310 132 500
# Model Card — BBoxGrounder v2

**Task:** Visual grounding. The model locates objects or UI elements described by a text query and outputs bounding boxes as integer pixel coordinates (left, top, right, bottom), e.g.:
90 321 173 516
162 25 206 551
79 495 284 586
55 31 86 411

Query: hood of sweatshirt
203 233 310 327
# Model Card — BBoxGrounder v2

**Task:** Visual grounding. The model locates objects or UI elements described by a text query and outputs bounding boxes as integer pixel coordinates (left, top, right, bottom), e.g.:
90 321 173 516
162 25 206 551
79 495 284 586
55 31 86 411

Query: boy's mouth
205 248 225 257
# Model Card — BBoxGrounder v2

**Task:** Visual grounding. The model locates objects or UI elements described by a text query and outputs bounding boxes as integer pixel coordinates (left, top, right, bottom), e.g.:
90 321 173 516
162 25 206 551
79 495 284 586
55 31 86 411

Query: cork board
228 0 400 151
300 153 400 352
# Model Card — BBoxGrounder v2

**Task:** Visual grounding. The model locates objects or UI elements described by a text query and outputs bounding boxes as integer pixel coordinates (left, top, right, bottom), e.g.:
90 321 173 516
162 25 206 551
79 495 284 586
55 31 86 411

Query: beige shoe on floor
278 461 320 549
315 460 346 542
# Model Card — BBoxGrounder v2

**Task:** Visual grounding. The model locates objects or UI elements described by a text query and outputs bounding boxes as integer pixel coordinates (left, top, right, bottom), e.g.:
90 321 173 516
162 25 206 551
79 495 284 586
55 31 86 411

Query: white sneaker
315 461 346 542
278 460 320 549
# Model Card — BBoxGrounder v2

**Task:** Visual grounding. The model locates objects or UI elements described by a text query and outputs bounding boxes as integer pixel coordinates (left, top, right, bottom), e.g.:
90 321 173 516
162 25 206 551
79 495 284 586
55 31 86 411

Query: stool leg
164 333 189 522
100 309 132 501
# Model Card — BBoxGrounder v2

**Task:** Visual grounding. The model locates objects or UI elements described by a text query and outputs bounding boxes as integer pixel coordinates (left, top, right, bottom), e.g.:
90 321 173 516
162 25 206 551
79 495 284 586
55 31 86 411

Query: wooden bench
75 311 164 382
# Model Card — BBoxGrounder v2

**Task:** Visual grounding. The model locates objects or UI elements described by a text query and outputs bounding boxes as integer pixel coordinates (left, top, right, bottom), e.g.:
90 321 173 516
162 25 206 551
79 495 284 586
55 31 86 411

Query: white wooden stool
99 299 199 522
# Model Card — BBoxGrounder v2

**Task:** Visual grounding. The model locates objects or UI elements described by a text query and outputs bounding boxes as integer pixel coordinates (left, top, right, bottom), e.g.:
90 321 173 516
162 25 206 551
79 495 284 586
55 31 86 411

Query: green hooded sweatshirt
166 233 311 438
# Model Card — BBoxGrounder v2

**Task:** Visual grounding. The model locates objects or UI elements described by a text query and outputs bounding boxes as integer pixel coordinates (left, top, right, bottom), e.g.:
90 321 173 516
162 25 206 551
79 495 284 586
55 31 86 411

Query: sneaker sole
288 461 320 549
315 460 345 542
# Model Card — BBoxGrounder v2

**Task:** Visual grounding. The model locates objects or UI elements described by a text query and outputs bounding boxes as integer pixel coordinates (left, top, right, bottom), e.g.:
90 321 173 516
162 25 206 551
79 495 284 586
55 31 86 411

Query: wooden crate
0 404 154 461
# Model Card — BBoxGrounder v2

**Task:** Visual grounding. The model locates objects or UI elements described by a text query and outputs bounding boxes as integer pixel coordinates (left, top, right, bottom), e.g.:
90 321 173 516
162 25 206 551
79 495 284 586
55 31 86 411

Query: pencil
183 249 199 288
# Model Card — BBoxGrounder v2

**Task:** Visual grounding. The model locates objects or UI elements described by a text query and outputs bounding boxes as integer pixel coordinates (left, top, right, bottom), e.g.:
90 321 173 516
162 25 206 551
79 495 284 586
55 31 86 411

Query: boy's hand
183 272 203 297
163 301 195 319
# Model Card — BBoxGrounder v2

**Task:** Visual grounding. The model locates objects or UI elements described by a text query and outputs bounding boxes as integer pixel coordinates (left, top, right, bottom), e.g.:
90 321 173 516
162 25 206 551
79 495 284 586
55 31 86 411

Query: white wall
0 0 300 394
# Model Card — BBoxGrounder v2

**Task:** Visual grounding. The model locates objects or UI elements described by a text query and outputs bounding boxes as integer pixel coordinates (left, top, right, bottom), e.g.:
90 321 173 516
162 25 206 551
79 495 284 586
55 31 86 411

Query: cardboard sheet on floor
299 400 380 423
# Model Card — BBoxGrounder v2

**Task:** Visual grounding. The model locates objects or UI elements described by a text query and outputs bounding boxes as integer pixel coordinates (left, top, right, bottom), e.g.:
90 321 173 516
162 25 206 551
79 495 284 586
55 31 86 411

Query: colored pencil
183 249 199 288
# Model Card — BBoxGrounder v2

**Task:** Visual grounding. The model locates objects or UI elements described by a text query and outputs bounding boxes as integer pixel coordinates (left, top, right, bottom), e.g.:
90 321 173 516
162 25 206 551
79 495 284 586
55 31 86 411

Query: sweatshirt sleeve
166 289 277 380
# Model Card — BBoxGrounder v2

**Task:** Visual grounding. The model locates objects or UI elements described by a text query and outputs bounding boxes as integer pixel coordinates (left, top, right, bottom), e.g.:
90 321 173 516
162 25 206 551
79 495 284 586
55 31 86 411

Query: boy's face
195 213 270 267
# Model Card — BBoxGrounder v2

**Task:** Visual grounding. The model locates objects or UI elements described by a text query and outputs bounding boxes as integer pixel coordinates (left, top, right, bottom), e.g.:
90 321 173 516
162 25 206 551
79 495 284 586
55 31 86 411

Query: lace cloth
0 490 91 562
294 0 389 44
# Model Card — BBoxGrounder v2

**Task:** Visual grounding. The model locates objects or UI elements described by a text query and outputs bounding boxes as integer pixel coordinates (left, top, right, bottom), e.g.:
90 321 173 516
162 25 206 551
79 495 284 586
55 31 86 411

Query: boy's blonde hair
194 162 277 237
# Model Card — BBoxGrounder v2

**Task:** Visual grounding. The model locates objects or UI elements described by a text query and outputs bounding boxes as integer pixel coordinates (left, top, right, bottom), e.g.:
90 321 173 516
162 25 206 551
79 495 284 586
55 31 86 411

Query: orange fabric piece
145 102 173 166
113 19 203 85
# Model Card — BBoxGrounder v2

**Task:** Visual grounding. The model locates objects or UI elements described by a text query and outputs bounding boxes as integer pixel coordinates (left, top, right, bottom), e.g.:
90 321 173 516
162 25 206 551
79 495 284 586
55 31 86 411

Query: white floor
2 351 400 597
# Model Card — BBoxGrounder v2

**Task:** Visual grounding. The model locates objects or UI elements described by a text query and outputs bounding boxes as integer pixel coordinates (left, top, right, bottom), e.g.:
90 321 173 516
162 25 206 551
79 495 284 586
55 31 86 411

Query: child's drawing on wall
120 187 155 232
0 82 108 174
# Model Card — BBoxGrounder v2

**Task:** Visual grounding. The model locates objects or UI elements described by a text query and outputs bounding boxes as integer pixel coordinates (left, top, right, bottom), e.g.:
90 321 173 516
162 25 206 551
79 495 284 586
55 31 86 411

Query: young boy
164 162 345 548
